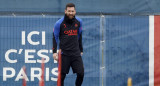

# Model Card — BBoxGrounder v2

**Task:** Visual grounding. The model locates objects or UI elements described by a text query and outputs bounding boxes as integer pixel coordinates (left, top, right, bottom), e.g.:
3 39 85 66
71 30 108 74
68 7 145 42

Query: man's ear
65 10 67 14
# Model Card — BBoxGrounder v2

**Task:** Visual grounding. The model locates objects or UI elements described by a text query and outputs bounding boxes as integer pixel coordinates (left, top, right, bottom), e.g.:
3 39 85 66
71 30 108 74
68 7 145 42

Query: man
53 3 84 86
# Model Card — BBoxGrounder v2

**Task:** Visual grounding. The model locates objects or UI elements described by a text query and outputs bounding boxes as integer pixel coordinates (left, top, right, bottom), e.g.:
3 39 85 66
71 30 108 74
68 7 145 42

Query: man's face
65 7 76 19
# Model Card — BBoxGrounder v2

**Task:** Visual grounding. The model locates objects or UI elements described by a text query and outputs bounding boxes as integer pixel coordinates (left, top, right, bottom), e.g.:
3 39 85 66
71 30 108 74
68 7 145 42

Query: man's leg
61 73 66 86
75 72 84 86
60 54 71 86
71 56 84 86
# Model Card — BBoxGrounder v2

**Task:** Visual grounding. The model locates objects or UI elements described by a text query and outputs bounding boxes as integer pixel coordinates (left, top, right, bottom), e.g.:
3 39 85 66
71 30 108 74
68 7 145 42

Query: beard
66 14 75 19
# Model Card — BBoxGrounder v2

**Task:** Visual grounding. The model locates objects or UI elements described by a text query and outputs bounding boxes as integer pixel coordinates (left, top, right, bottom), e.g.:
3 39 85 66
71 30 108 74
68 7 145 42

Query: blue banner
0 15 149 86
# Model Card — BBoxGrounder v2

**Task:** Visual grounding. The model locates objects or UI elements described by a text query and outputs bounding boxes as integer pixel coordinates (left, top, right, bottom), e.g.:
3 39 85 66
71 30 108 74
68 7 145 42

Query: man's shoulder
55 17 64 25
75 17 82 23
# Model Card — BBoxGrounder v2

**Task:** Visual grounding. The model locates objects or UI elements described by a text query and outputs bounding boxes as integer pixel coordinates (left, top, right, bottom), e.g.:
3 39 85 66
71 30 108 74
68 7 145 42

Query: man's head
65 3 76 19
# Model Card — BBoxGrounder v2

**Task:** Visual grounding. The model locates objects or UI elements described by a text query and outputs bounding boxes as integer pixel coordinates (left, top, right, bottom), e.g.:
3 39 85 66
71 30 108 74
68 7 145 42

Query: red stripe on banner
154 15 160 86
39 58 45 86
57 50 62 86
23 66 27 86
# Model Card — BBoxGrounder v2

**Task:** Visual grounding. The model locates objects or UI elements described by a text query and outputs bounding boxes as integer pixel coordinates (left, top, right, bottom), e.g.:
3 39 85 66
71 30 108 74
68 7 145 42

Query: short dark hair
65 3 75 10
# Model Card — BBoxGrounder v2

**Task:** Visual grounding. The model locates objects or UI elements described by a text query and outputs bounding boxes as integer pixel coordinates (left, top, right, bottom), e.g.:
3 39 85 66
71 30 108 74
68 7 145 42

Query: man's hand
53 53 58 61
81 52 83 56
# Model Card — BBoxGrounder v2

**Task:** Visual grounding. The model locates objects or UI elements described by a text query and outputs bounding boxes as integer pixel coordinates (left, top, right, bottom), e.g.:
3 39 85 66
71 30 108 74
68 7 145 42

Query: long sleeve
53 22 60 53
78 20 83 52
79 32 83 52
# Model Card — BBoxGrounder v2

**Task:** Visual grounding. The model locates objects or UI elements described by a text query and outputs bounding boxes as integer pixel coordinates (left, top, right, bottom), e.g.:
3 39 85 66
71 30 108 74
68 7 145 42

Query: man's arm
78 19 83 55
53 22 60 60
79 32 83 52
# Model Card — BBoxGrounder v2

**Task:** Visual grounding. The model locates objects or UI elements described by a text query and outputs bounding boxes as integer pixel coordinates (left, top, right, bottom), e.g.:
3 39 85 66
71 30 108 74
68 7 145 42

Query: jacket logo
64 24 66 28
64 30 77 36
75 24 78 28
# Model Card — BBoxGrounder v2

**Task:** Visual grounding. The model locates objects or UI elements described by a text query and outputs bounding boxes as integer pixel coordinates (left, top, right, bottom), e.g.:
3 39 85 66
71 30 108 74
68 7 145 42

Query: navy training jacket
53 15 83 56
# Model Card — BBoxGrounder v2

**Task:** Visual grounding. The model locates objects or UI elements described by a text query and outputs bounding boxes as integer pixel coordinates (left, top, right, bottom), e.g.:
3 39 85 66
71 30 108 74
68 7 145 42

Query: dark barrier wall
0 15 149 86
0 0 160 14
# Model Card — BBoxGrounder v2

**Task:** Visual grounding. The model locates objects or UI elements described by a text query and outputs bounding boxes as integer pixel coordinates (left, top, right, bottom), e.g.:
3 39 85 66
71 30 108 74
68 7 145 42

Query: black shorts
61 54 84 74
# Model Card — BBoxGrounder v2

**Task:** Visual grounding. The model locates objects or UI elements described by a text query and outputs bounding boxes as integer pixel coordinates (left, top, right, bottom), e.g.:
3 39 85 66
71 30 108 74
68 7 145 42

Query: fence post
100 14 106 86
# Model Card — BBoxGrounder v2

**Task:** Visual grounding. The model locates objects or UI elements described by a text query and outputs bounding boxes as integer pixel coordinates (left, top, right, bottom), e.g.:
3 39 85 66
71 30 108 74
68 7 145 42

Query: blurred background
0 0 160 86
